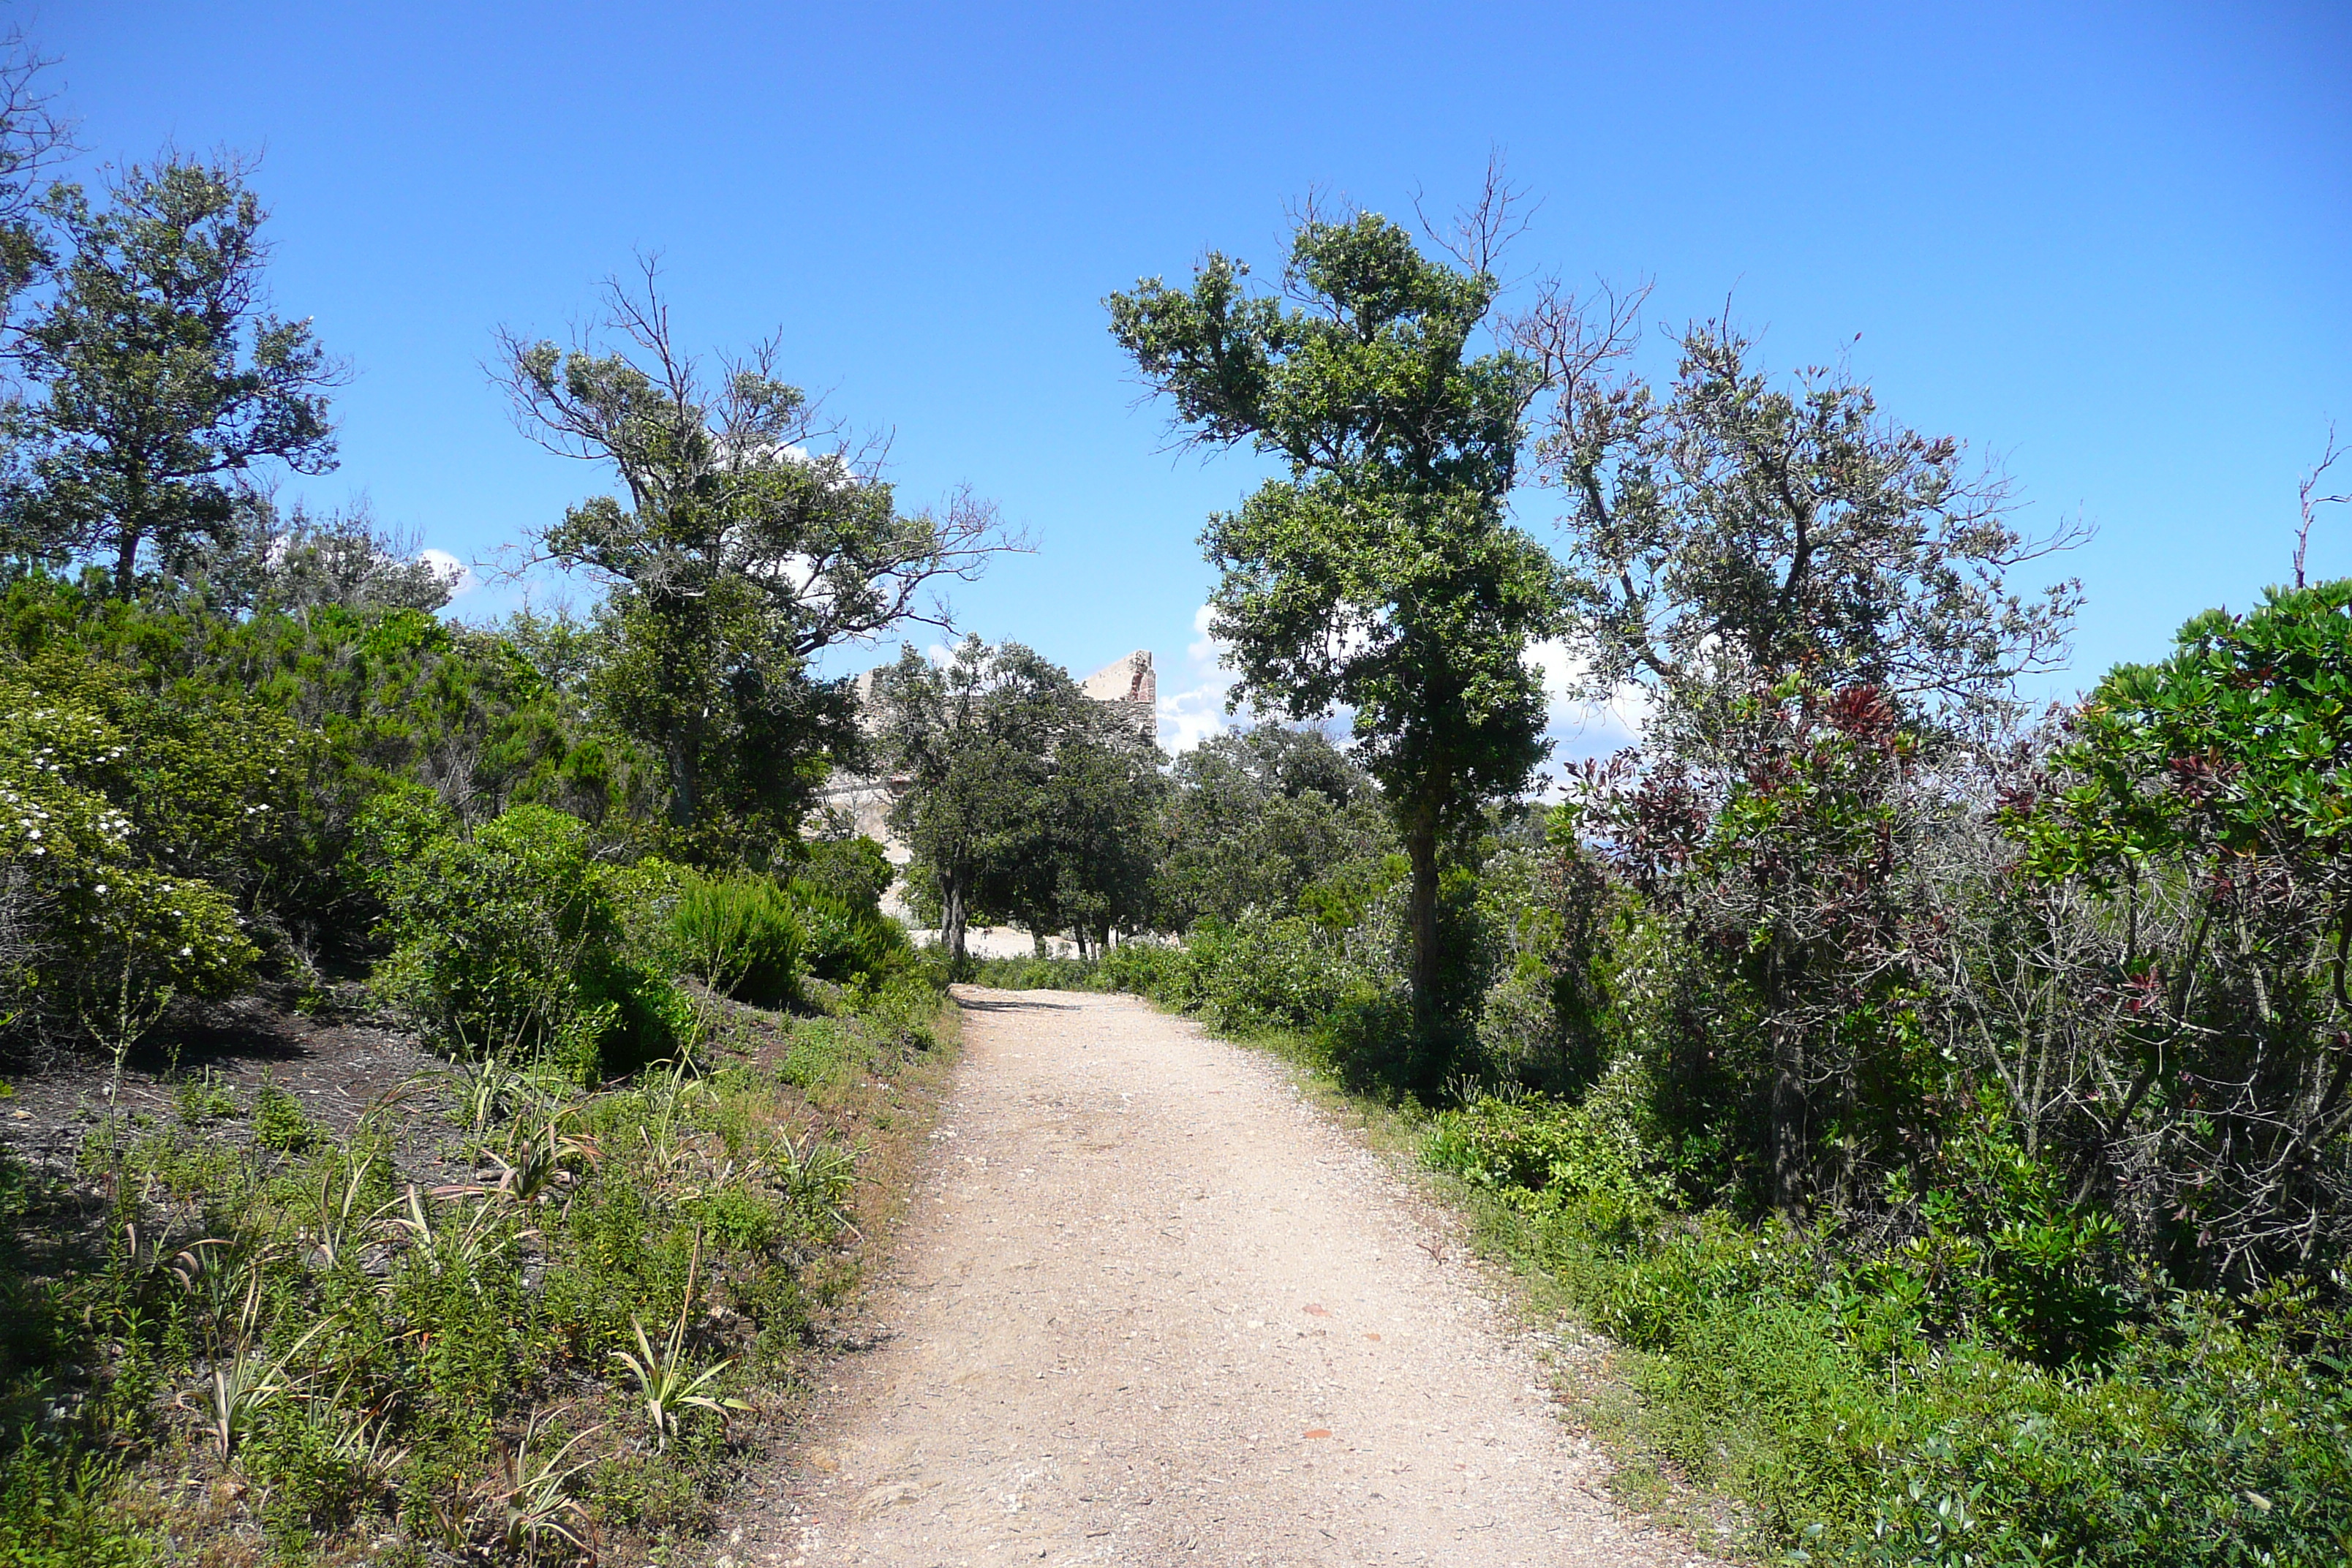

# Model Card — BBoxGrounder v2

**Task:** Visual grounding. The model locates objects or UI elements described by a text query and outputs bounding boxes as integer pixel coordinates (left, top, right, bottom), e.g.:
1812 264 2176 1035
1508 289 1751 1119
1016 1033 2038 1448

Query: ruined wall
1077 649 1157 747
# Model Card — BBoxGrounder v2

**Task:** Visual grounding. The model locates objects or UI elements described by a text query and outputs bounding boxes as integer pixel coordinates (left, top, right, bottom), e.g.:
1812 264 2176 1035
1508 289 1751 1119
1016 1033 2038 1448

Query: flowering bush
0 679 256 1036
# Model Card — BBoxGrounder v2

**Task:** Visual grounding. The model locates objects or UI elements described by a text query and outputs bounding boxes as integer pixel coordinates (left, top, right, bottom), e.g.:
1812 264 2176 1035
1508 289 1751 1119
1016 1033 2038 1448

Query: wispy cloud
1527 637 1648 766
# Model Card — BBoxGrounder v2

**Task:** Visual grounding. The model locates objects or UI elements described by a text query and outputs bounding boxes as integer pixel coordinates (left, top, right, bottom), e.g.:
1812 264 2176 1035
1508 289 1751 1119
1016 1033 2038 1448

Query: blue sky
37 1 2352 753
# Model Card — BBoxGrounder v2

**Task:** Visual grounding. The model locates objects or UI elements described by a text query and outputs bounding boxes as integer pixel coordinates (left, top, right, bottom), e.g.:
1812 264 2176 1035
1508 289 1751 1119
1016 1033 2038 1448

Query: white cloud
419 549 475 598
1157 603 1247 753
1528 638 1648 765
1151 612 1654 766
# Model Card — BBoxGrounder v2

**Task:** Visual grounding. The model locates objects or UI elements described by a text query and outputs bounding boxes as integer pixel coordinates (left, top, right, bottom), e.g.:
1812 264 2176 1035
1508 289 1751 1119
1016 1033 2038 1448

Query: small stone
855 1480 923 1516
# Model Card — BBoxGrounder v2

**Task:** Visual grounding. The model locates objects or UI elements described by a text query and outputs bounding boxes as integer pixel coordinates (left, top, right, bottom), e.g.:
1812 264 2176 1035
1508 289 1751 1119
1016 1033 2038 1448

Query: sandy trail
731 988 1703 1567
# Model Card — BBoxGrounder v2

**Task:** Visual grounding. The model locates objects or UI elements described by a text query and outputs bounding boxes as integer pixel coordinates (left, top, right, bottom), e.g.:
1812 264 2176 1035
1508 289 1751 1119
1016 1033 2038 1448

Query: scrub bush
671 873 804 1007
1164 910 1365 1030
0 1440 155 1568
785 879 906 983
355 795 685 1079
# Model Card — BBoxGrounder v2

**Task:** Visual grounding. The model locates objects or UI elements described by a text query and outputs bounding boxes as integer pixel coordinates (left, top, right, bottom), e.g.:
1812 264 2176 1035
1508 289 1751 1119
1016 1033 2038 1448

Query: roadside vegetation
0 36 973 1565
955 192 2352 1567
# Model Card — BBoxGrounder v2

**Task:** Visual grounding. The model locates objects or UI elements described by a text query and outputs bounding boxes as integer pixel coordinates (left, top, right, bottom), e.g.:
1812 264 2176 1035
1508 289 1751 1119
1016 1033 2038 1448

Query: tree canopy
495 266 1012 859
1109 206 1568 1019
14 156 342 592
1524 311 2082 750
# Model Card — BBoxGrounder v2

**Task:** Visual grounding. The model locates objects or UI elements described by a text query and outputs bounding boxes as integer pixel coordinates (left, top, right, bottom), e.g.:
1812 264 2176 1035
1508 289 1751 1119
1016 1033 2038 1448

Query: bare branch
2293 419 2350 589
1415 147 1538 279
1502 274 1650 396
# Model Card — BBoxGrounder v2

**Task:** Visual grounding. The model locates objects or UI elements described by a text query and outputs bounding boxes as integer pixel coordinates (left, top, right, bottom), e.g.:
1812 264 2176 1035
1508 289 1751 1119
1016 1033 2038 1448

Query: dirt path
725 988 1705 1567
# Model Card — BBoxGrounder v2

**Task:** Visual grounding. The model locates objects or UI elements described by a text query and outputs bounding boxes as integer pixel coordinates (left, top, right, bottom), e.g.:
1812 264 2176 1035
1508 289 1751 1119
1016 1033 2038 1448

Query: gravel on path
728 987 1711 1567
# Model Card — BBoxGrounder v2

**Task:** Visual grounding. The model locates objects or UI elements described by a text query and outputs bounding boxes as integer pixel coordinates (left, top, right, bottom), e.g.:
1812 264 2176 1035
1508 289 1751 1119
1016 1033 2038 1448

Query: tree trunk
666 740 699 835
1406 817 1441 1027
1770 1047 1808 1219
943 873 968 968
111 529 141 598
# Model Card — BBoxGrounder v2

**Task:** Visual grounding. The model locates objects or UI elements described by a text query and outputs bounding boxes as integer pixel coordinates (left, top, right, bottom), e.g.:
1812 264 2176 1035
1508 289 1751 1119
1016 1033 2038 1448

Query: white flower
178 946 192 957
94 883 108 894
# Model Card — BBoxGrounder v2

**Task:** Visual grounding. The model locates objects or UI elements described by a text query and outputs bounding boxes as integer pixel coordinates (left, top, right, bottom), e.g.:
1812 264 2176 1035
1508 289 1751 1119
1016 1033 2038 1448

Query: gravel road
727 987 1708 1567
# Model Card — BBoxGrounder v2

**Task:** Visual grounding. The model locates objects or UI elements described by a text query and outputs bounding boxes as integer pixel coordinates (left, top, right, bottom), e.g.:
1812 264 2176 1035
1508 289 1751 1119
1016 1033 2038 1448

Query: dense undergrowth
0 571 952 1564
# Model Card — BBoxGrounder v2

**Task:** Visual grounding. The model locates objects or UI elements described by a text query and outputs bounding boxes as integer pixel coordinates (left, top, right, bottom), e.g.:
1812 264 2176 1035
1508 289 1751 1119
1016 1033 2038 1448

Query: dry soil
724 987 1711 1568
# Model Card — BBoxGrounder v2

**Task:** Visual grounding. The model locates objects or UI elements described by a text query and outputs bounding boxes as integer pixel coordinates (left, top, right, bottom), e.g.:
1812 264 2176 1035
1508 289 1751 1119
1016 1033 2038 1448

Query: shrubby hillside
0 56 984 1564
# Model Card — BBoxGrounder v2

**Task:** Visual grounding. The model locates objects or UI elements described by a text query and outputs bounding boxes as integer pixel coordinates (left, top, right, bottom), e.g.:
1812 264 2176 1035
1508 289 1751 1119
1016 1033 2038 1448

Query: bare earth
728 987 1708 1567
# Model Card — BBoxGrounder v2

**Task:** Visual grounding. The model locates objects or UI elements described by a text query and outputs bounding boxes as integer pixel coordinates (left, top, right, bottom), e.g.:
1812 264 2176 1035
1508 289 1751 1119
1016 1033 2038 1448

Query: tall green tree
873 637 1093 965
978 711 1164 957
496 266 1011 860
1109 206 1568 1022
16 156 342 592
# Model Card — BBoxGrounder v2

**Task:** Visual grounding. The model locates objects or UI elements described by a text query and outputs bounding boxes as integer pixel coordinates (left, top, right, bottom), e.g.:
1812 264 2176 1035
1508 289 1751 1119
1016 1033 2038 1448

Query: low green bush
0 672 263 1041
672 873 804 1007
249 1083 321 1153
785 879 907 984
1164 911 1365 1031
1425 1064 1673 1210
791 834 894 912
355 794 686 1079
847 968 945 1053
1428 1088 2352 1567
0 1439 156 1568
963 952 1117 992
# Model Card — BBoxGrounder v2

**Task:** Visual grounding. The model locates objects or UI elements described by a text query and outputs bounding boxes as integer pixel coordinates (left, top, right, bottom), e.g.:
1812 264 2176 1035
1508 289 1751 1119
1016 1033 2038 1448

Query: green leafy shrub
1430 1098 2352 1567
356 795 684 1079
1098 940 1182 995
791 834 893 911
0 1439 157 1568
963 952 1111 991
785 879 906 984
249 1084 322 1153
1165 910 1365 1030
0 675 262 1039
1425 1064 1673 1210
671 873 804 1007
600 854 693 973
